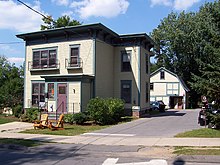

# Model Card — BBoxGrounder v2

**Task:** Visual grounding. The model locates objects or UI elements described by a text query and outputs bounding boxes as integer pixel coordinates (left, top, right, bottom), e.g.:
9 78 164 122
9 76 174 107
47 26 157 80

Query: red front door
57 83 67 113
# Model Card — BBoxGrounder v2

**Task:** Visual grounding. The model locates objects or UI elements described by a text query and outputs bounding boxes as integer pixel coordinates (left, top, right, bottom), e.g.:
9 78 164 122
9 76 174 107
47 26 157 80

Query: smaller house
150 67 190 109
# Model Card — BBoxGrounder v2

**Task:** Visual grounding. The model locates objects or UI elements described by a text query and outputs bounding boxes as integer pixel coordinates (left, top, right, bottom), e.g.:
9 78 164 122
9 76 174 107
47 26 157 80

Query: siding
95 39 114 98
113 46 139 109
25 39 93 108
140 47 151 110
68 82 81 113
81 82 91 112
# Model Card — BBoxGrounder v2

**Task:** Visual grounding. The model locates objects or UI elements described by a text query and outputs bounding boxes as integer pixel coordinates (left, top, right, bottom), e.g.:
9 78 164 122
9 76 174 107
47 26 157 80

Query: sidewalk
0 122 220 147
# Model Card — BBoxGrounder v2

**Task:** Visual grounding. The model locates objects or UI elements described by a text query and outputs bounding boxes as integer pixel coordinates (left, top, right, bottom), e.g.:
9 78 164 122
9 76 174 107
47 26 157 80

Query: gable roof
150 67 190 92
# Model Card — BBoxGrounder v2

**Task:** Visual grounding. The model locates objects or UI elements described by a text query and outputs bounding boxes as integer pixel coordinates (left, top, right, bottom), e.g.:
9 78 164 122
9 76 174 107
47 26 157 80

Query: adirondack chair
48 114 64 130
33 114 48 129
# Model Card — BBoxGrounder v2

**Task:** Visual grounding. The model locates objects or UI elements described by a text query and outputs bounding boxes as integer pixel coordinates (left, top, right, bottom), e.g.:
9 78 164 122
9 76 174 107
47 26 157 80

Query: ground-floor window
146 82 149 103
121 80 132 103
32 82 45 106
48 83 54 99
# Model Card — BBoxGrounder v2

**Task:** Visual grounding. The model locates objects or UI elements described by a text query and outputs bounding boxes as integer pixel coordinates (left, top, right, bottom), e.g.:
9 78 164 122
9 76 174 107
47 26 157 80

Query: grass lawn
21 116 135 136
21 124 109 136
0 138 45 147
175 128 220 138
174 146 220 155
0 114 19 124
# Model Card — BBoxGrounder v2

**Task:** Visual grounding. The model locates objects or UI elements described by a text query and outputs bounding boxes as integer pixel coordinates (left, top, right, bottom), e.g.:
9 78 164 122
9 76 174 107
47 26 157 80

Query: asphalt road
1 143 220 165
91 109 202 137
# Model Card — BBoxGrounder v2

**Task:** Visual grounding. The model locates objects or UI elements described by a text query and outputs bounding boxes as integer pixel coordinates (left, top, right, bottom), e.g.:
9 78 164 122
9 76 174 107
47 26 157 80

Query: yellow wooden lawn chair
48 114 64 130
33 114 48 129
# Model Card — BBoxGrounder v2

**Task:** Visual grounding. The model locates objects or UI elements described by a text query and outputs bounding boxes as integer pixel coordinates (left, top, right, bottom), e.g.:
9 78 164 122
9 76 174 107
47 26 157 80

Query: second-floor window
150 83 154 91
33 48 57 69
70 46 79 67
160 71 165 79
121 51 131 72
146 54 149 74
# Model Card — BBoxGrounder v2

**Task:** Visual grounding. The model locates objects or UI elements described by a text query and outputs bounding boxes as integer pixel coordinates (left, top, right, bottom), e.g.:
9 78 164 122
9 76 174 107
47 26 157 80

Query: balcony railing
65 57 82 69
29 59 60 71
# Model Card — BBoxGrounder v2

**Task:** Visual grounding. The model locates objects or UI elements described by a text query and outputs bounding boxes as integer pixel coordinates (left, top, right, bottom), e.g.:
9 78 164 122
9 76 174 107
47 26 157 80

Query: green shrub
207 112 220 129
64 114 74 124
73 113 88 125
25 108 39 122
87 97 125 125
12 105 23 117
106 98 124 122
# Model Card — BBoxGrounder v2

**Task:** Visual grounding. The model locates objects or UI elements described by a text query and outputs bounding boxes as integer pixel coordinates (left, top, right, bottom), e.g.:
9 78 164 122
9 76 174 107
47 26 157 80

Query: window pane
32 83 39 94
33 51 40 59
32 83 45 106
49 50 56 59
59 86 66 94
121 51 131 72
32 95 39 106
40 95 45 102
70 56 78 65
146 82 149 102
71 47 79 57
121 81 131 103
40 83 45 94
150 83 154 90
33 51 40 68
146 55 149 73
48 83 54 99
41 59 47 67
41 50 48 58
160 71 165 79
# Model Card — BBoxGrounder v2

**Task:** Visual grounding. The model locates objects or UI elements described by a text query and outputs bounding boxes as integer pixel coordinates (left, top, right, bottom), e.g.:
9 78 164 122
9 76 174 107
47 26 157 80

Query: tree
151 1 220 107
41 15 81 30
0 56 24 109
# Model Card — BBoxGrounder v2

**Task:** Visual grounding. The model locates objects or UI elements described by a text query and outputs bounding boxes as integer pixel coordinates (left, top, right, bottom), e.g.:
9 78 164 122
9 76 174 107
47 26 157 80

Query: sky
0 0 216 66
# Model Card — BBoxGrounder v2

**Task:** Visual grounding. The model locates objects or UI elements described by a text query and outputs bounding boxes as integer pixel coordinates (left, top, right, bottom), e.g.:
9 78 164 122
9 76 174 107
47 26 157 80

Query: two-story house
17 23 154 117
150 67 190 109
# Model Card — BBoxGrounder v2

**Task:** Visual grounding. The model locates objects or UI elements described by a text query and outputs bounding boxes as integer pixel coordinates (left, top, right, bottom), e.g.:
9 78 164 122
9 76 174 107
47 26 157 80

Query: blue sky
0 0 216 66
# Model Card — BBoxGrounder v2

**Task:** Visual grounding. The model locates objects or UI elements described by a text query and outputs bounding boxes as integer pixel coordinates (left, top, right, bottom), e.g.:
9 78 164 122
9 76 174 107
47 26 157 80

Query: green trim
24 46 27 108
138 46 141 107
93 32 97 97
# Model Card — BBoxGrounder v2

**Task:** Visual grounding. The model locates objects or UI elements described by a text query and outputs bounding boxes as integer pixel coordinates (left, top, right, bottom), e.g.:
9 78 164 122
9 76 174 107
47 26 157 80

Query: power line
17 0 54 22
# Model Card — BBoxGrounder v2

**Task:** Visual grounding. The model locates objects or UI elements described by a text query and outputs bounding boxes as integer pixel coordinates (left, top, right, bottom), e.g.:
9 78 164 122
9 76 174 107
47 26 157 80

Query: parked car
150 100 166 112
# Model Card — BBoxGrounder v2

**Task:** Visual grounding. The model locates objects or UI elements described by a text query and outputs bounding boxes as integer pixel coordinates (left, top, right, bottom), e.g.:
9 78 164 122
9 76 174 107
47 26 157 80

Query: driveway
87 109 202 137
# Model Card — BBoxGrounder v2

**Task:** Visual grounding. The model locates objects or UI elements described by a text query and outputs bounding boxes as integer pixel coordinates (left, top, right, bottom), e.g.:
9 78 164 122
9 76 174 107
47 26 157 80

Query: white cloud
149 0 201 10
51 0 69 6
8 57 25 63
0 0 45 32
174 0 200 10
0 45 20 54
150 0 172 7
71 0 129 19
62 11 74 16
